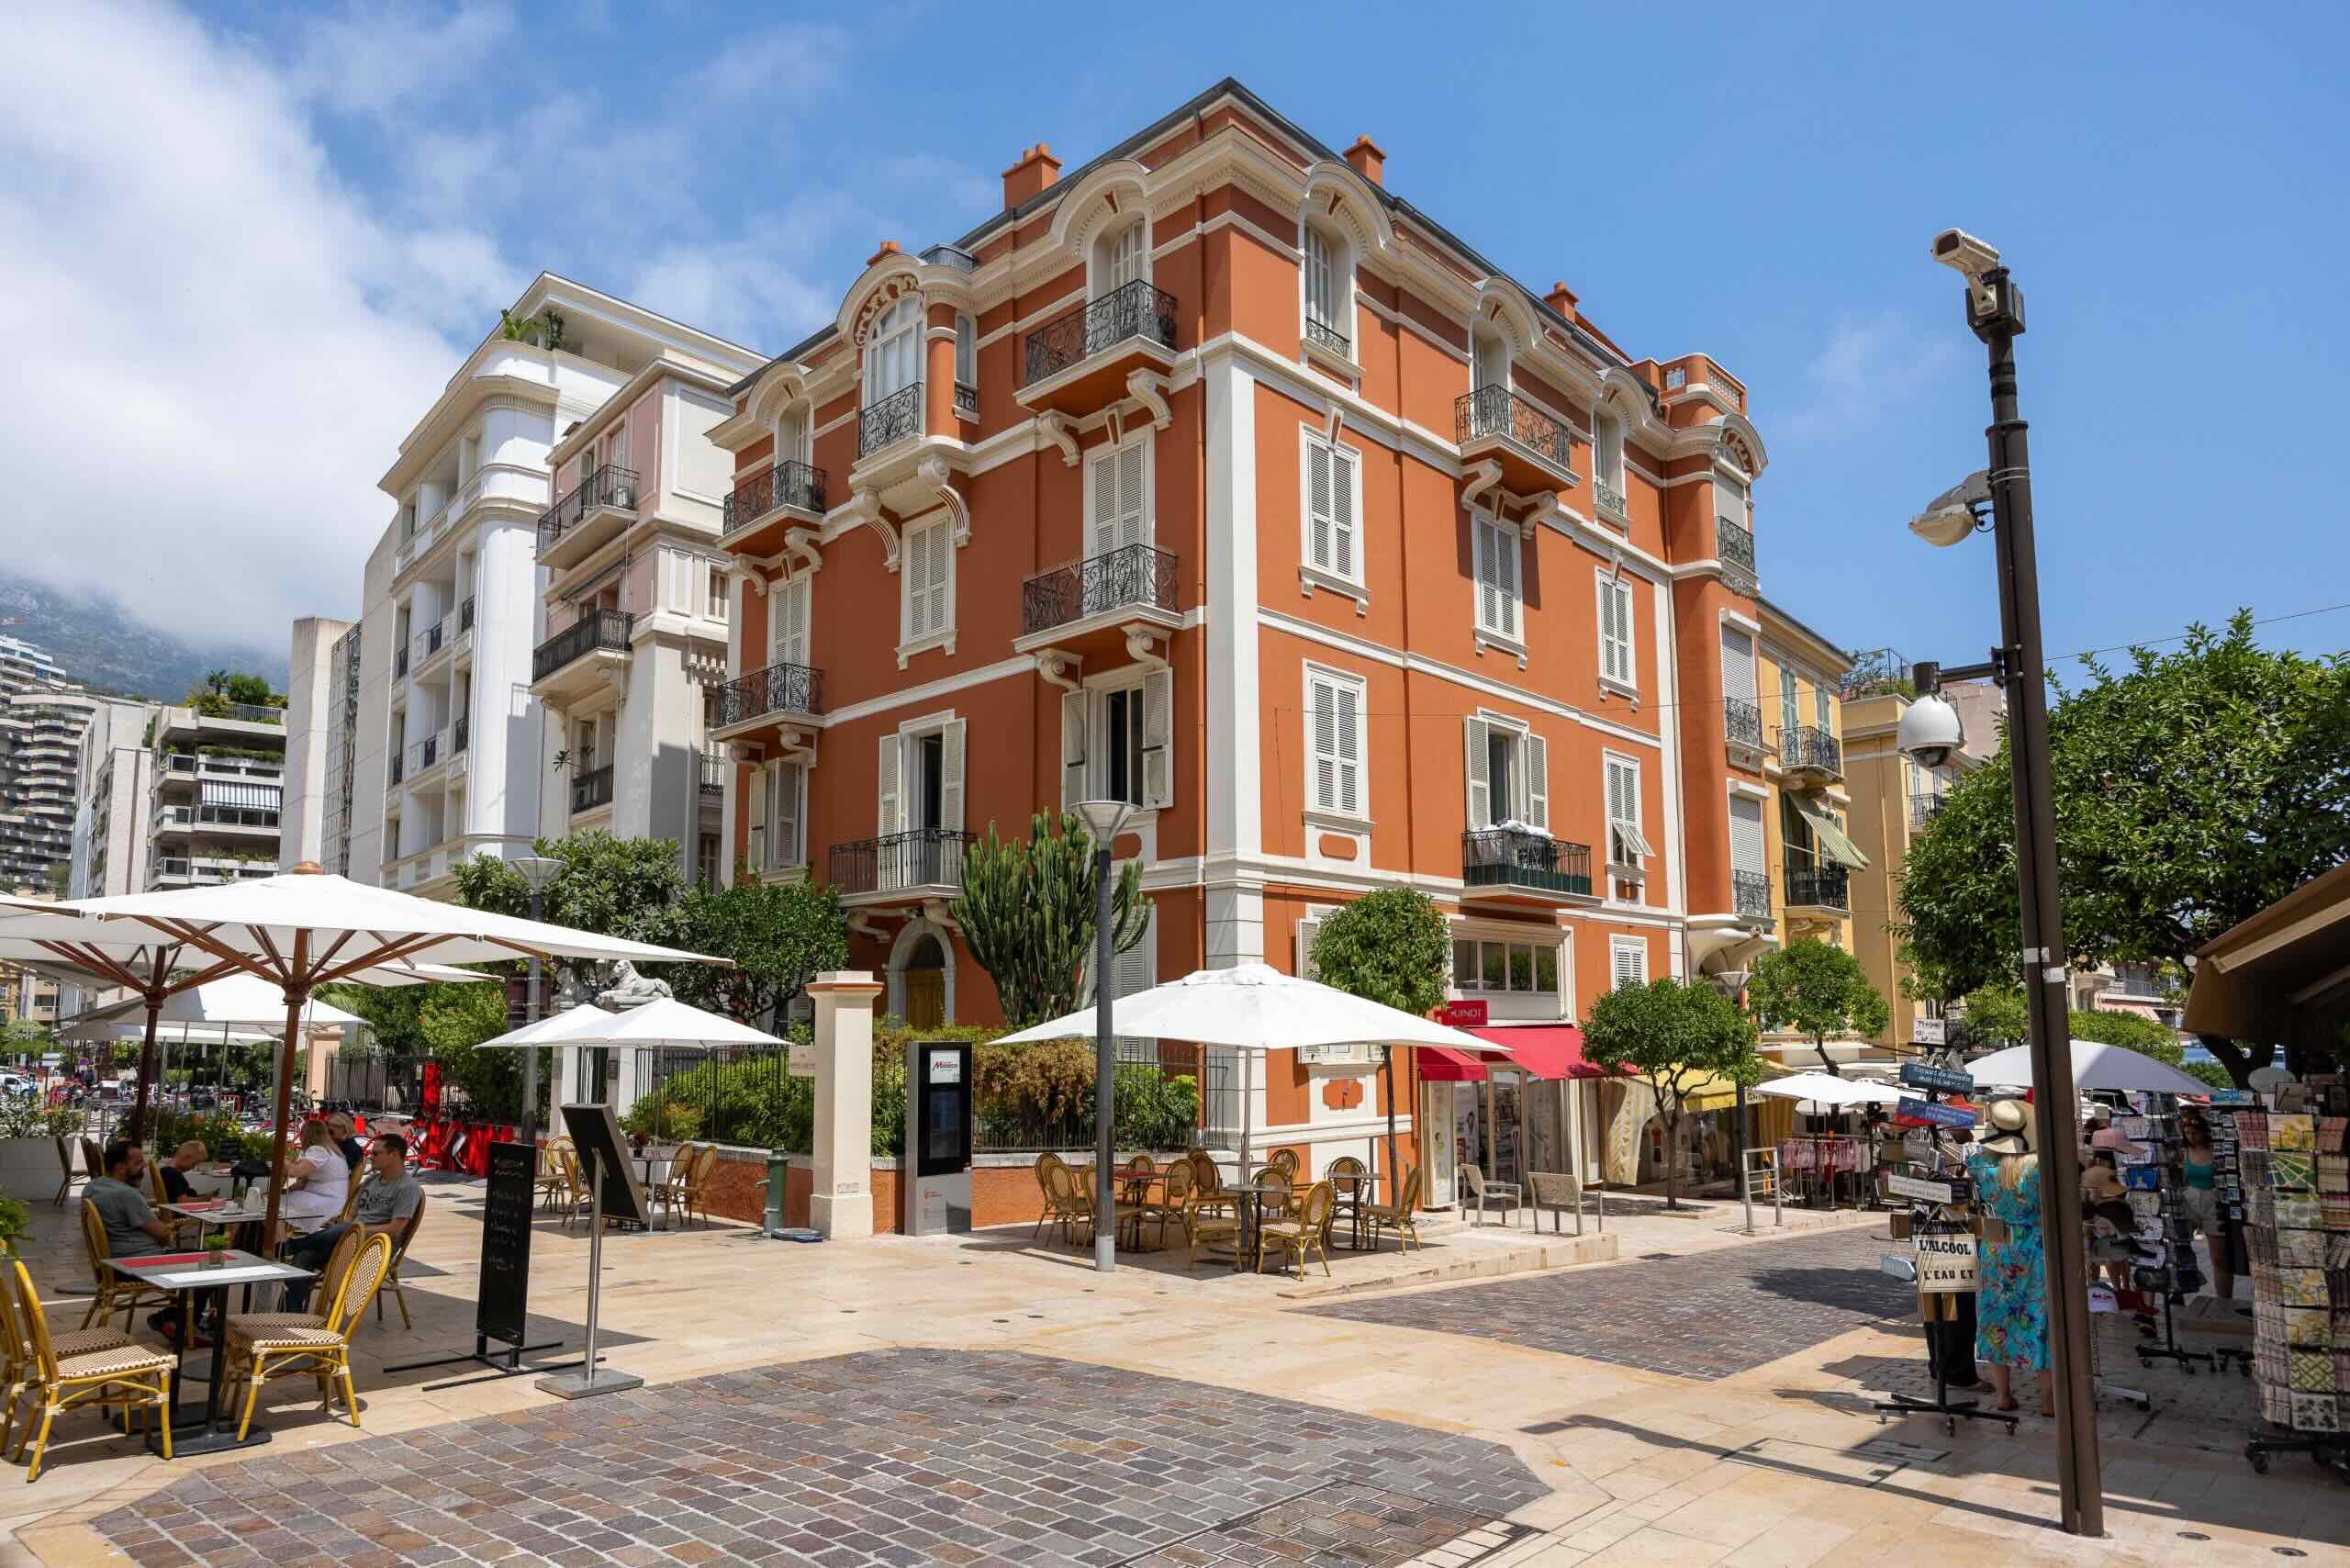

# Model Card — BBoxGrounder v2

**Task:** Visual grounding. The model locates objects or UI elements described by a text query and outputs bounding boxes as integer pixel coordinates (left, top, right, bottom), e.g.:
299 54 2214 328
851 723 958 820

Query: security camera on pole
1902 230 2104 1539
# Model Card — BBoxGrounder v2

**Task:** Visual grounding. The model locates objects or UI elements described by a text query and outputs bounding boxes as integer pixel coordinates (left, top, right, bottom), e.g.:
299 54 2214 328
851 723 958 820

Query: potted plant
202 1230 229 1266
0 1197 28 1257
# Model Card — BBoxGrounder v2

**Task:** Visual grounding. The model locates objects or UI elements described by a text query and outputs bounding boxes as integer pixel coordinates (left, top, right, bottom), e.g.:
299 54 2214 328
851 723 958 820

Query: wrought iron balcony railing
1725 698 1763 751
829 827 975 895
857 384 923 458
698 749 726 796
388 750 405 785
954 381 978 419
1718 514 1756 579
1021 279 1179 386
1781 724 1843 778
532 610 633 683
1021 543 1179 636
1461 829 1593 897
536 464 639 553
1595 479 1628 519
712 660 824 726
723 460 827 532
412 616 447 668
1910 791 1945 826
1455 384 1572 471
453 714 469 755
1305 315 1351 357
459 596 476 633
1731 869 1772 921
393 643 409 678
571 762 615 814
407 732 440 774
1785 864 1850 911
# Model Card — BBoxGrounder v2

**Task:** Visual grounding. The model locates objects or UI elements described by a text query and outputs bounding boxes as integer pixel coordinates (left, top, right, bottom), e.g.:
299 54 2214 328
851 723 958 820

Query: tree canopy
1581 978 1760 1208
451 831 689 993
666 874 849 1027
1308 888 1450 1017
1895 613 2350 1083
1745 938 1889 1074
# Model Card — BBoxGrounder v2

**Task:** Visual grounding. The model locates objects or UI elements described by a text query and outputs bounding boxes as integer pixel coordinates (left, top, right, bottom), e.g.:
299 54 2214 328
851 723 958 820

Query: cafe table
100 1249 313 1456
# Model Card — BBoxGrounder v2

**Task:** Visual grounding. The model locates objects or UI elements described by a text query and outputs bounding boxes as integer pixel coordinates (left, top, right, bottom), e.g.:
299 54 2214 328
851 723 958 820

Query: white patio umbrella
56 974 366 1040
1966 1039 2210 1096
996 962 1505 1170
476 996 782 1050
1751 1071 1873 1108
1842 1080 1923 1105
32 867 723 1238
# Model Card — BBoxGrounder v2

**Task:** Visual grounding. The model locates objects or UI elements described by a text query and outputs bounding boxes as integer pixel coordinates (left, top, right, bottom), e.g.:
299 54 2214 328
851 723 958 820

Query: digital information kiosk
903 1040 973 1237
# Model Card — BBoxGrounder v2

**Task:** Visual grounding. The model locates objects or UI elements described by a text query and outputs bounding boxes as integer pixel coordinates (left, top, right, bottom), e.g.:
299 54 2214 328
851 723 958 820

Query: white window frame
864 296 922 407
1302 662 1369 827
1299 221 1355 369
1604 751 1651 879
1070 666 1172 813
765 759 806 871
897 513 956 664
1471 511 1523 650
1780 663 1800 741
1450 932 1568 1007
1084 432 1153 560
1298 425 1365 599
706 562 729 622
776 401 812 467
1595 569 1637 700
1093 218 1148 297
1593 409 1628 521
1461 711 1547 833
1609 935 1649 991
954 311 977 389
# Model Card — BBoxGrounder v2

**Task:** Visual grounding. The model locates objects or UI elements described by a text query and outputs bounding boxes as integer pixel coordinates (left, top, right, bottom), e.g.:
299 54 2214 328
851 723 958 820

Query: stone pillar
808 969 882 1239
924 306 958 436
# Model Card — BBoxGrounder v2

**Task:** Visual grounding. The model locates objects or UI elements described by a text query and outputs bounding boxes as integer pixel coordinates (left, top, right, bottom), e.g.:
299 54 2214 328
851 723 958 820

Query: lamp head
1908 470 1991 548
1072 800 1133 842
513 855 565 893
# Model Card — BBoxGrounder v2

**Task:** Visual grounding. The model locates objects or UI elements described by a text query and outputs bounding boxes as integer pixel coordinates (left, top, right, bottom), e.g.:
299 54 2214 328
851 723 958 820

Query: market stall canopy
1841 1080 1922 1105
477 997 782 1050
2182 858 2350 1056
1966 1039 2210 1095
1460 1024 1599 1080
1790 799 1869 870
996 963 1502 1055
1670 1070 1752 1114
1751 1071 1873 1107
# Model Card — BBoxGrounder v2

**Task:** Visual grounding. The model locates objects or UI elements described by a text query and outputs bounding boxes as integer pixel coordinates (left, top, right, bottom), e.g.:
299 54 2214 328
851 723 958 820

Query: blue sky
4 1 2344 669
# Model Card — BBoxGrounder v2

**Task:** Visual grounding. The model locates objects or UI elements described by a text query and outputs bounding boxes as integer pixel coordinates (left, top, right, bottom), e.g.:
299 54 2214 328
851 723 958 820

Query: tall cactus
951 812 1149 1029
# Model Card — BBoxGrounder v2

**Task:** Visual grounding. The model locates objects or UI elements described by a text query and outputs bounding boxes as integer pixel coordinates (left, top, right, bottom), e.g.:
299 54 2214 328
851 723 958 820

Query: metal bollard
765 1147 789 1238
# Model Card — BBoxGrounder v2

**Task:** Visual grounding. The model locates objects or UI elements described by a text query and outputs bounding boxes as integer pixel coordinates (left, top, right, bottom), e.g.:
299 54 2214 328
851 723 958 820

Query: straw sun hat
1980 1096 2037 1157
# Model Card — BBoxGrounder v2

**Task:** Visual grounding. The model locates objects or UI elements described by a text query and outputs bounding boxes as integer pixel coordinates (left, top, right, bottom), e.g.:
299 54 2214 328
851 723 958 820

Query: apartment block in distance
332 274 764 898
708 80 1779 1203
0 635 79 890
67 692 159 899
147 702 287 889
281 617 357 874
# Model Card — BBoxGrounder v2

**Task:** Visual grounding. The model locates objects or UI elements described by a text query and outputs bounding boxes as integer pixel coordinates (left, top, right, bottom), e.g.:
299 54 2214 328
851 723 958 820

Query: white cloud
0 0 509 645
284 1 517 120
1779 311 1959 441
693 22 850 103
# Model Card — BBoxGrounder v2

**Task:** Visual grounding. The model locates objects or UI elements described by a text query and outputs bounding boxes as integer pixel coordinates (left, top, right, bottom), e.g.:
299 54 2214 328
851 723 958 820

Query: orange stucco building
704 80 1775 1204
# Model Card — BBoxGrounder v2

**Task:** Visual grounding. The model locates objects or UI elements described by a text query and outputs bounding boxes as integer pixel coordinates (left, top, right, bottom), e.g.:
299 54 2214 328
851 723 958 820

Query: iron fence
1781 723 1843 778
858 384 923 457
1731 868 1772 920
1305 315 1351 357
1021 279 1178 385
712 660 823 725
532 609 632 682
1020 543 1179 634
1717 514 1756 577
1785 864 1850 911
723 460 826 531
537 463 639 552
975 1041 1233 1155
1455 384 1572 470
571 762 615 812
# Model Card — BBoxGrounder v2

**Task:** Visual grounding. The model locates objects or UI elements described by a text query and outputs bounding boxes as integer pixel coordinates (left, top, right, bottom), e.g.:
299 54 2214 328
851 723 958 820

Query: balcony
954 381 978 420
394 643 410 678
857 384 923 461
721 460 827 553
1460 829 1594 903
1785 864 1851 913
453 714 469 755
697 749 726 797
1016 280 1180 418
1013 543 1181 659
570 762 615 815
406 729 447 782
459 596 476 634
1909 791 1945 826
710 661 823 737
1780 724 1843 785
536 464 641 567
410 614 452 674
1725 698 1765 767
1305 314 1351 361
530 610 632 702
159 752 283 786
152 803 279 837
1717 514 1757 595
388 749 405 786
1455 385 1575 495
1731 868 1772 922
1595 479 1628 521
829 827 974 899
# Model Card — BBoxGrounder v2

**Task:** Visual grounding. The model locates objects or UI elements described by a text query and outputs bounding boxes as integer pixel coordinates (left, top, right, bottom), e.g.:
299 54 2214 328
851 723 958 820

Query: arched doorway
889 918 955 1028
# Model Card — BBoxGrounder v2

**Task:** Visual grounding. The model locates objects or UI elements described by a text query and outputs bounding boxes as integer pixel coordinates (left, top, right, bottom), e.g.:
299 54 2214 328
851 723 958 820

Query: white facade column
1202 352 1264 969
807 970 880 1239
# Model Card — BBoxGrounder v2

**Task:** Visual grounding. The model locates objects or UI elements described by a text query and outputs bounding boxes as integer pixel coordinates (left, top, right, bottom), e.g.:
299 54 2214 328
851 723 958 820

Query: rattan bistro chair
225 1233 393 1441
76 1201 169 1334
1143 1157 1196 1249
536 1138 575 1213
377 1193 428 1327
1360 1167 1424 1254
1259 1181 1337 1281
1325 1156 1368 1249
50 1138 80 1208
223 1226 365 1347
8 1261 174 1480
0 1260 134 1462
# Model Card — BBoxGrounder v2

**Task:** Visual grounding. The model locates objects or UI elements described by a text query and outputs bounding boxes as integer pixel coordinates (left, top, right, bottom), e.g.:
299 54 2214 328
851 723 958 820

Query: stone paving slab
1306 1227 1915 1382
93 1350 1550 1568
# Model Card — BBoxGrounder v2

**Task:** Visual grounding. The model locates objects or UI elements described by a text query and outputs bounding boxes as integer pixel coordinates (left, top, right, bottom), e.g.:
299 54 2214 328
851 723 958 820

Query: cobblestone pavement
95 1349 1549 1568
1309 1226 1915 1381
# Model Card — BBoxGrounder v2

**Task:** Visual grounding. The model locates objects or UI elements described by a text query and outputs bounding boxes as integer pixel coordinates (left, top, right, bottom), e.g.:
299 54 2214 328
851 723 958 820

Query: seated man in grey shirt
86 1140 173 1259
280 1133 421 1314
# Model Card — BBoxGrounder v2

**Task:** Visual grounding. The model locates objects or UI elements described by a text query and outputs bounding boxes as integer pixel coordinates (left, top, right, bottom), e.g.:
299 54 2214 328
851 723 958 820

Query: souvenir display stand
2115 1098 2216 1375
2239 1100 2349 1477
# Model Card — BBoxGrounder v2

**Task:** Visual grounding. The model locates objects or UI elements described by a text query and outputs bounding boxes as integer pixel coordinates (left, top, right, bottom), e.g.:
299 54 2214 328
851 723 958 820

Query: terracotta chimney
1002 142 1062 208
865 240 902 269
1544 282 1580 323
1343 135 1386 187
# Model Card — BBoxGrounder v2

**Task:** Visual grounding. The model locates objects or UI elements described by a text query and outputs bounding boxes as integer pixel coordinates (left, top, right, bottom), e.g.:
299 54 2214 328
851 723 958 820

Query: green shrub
0 1103 82 1141
620 1099 702 1144
146 1110 262 1164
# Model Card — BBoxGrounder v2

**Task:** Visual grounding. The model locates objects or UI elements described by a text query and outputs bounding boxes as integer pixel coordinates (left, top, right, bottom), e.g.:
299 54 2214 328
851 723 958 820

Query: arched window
1472 325 1509 392
1094 218 1147 297
776 401 811 467
1302 222 1351 356
864 297 922 406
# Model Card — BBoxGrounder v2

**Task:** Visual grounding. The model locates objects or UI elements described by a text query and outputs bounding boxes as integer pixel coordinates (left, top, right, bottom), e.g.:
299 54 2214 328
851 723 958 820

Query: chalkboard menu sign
477 1141 536 1348
557 1102 652 1229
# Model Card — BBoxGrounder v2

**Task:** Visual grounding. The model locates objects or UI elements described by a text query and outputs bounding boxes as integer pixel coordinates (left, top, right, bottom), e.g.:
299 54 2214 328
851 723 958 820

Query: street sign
1900 1060 1975 1094
1435 1000 1488 1026
1886 1172 1956 1204
1912 1218 1978 1293
788 1040 815 1078
1894 1099 1979 1130
1911 1016 1946 1046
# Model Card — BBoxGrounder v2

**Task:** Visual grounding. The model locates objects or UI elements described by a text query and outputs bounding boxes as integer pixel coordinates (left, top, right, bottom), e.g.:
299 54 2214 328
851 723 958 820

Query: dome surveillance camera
1898 693 1966 770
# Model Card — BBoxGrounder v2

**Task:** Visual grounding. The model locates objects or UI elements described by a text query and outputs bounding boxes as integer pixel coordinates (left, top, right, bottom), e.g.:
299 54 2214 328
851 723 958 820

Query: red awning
1463 1025 1603 1081
1416 1046 1488 1082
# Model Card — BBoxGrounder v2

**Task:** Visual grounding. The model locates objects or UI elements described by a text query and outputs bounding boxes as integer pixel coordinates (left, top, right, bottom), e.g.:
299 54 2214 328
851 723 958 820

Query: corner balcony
536 464 641 569
1717 513 1757 596
529 609 632 704
152 802 280 841
1779 724 1843 787
828 827 973 902
1731 868 1773 922
1456 385 1575 496
720 460 827 555
1460 829 1595 905
1909 791 1946 827
1724 698 1766 769
1012 543 1181 663
707 660 824 746
1015 280 1180 419
570 762 615 816
1785 864 1850 914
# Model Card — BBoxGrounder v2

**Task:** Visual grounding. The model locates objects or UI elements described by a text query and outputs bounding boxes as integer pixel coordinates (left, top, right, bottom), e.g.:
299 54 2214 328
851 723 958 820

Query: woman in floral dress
1970 1097 2053 1416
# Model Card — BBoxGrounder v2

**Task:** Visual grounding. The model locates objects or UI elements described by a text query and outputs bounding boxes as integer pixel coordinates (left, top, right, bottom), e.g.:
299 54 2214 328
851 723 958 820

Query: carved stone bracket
917 455 971 547
729 561 770 599
1036 651 1084 692
784 526 823 577
1459 457 1504 517
1125 370 1174 431
1036 410 1080 467
1125 627 1169 669
842 486 901 572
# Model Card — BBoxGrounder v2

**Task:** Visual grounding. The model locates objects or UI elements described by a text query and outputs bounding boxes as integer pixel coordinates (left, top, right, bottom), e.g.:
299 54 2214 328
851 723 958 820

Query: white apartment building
335 274 763 898
66 693 160 899
281 616 357 872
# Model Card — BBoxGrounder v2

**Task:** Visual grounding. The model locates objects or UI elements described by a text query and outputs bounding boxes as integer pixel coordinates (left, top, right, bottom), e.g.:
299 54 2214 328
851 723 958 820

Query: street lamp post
1906 230 2102 1538
1073 800 1134 1274
513 855 565 1151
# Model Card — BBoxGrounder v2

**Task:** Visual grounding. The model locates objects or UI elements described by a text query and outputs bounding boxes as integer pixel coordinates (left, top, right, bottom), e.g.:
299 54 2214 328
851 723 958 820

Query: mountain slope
0 569 287 701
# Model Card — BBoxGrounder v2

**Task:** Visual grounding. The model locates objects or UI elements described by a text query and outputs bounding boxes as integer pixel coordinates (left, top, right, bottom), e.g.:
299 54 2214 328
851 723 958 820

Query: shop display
2241 1101 2350 1476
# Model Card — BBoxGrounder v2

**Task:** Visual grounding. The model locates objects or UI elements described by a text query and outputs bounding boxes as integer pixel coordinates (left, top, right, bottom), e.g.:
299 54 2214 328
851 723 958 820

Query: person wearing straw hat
1969 1097 2053 1416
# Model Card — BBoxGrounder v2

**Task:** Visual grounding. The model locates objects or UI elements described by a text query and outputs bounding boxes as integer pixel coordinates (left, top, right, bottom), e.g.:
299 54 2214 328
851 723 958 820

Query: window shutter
771 762 803 869
1334 678 1360 817
1113 902 1155 1003
1495 525 1517 638
1304 229 1332 325
1140 668 1171 809
1599 577 1632 686
1612 940 1646 990
1474 520 1499 632
1308 676 1337 812
905 526 933 640
1729 794 1764 876
925 522 950 635
1305 440 1334 572
1061 689 1090 812
1091 446 1119 558
1117 440 1146 550
1524 733 1548 833
939 719 966 832
1717 474 1747 530
1462 717 1490 828
775 575 809 667
1720 625 1756 705
1330 444 1357 579
1781 665 1799 737
955 312 976 386
877 734 901 837
1295 913 1323 982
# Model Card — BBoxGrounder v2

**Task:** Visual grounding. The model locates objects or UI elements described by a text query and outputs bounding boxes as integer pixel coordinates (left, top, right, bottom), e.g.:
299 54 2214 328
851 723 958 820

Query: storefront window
1508 946 1535 990
1457 936 1563 997
1482 944 1507 990
1453 939 1477 988
1535 946 1559 991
